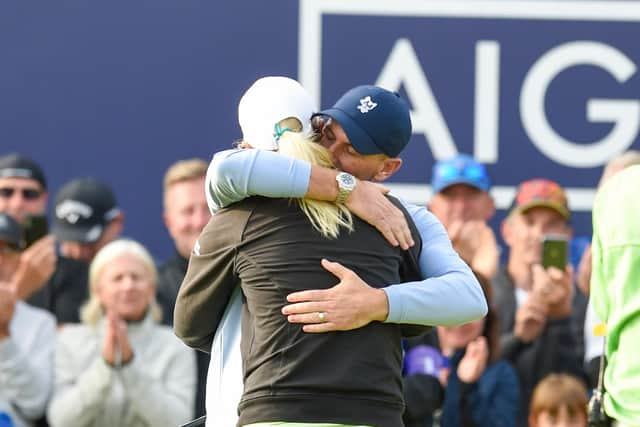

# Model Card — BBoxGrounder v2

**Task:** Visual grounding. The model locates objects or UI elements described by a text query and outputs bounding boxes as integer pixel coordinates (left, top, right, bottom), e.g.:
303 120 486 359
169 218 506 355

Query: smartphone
23 214 49 247
542 234 568 270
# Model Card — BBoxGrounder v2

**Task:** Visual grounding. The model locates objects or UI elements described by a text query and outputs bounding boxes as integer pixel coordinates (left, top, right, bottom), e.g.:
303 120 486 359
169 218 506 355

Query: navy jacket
441 350 519 427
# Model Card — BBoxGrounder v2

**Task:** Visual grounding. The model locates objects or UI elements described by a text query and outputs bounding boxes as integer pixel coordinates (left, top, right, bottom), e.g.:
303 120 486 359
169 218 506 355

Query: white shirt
0 301 55 427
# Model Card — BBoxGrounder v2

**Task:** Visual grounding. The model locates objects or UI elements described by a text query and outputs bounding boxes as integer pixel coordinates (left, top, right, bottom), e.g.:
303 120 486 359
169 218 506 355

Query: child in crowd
402 272 519 427
528 374 588 427
436 273 519 427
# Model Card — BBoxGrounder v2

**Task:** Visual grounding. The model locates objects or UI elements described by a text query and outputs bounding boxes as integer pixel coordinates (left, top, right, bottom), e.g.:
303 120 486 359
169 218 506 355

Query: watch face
339 173 355 186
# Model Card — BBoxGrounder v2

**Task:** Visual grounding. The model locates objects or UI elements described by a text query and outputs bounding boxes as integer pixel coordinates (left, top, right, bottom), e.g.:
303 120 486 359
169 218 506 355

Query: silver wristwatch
335 172 357 204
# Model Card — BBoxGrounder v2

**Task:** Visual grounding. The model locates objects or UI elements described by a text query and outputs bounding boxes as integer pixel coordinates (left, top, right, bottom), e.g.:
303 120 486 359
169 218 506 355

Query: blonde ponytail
277 132 353 239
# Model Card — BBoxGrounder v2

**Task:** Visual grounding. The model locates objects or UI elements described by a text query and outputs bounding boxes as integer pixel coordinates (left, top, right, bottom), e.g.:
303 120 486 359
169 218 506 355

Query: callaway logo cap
53 177 120 243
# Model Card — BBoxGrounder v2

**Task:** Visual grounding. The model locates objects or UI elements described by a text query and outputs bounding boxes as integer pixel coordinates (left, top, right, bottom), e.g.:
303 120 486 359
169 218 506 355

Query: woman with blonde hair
176 78 426 426
48 239 196 427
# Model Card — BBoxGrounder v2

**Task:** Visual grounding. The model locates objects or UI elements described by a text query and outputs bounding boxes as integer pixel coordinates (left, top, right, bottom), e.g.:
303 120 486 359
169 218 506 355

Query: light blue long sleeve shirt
203 148 487 426
205 148 487 326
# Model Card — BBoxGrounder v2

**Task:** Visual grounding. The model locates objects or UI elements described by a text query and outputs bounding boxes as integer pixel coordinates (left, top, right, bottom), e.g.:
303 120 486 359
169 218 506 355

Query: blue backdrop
2 1 639 261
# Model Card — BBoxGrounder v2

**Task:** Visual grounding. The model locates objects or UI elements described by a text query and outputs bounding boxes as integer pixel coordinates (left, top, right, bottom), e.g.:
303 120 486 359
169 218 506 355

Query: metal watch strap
335 172 355 204
336 186 350 204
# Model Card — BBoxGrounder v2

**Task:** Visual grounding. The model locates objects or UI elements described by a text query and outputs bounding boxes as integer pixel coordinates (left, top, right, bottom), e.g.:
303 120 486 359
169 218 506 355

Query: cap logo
56 200 93 224
357 96 378 113
85 225 103 242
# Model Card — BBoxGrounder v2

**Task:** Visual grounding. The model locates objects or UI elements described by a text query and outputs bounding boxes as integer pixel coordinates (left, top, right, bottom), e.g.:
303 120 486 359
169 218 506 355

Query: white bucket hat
238 76 317 150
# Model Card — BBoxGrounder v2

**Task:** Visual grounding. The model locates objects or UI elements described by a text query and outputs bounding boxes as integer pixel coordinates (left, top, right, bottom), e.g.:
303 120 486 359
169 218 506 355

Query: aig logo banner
298 0 640 211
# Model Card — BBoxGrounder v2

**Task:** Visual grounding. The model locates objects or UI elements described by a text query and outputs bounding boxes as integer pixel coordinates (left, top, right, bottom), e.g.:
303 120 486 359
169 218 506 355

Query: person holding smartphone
0 154 57 300
0 153 89 325
492 178 586 427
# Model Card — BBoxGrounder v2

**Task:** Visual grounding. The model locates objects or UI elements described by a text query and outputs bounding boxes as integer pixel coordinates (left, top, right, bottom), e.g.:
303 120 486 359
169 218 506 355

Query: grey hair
80 238 163 325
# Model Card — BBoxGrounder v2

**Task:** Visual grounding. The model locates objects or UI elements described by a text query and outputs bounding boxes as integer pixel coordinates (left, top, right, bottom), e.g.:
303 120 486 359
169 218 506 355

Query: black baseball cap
0 213 24 250
0 153 47 189
53 177 120 243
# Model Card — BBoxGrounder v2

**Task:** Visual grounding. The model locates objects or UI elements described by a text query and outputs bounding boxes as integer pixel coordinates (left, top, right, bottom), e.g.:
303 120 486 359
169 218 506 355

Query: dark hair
475 271 501 362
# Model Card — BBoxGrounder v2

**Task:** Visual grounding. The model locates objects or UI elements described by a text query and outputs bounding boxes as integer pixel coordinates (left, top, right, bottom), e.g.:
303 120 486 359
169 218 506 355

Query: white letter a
376 38 457 159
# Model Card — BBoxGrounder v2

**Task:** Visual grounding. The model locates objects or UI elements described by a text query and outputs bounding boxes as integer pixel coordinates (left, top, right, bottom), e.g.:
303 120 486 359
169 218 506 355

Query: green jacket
591 165 640 425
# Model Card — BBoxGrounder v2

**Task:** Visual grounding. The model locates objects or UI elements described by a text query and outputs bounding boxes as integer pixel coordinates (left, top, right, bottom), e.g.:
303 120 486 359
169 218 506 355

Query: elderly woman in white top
48 239 196 427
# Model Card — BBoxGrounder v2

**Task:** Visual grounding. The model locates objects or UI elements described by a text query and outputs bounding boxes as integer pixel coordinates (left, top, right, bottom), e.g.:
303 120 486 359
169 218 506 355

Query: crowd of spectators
0 153 209 427
1 149 636 426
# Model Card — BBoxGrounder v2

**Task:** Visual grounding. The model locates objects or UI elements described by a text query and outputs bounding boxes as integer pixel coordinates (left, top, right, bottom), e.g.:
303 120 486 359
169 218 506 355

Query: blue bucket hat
431 154 491 194
316 85 412 157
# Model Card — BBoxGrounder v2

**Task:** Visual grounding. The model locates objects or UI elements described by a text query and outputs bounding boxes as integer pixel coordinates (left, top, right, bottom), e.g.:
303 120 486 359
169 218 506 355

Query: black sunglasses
309 115 334 143
0 187 43 200
311 115 332 133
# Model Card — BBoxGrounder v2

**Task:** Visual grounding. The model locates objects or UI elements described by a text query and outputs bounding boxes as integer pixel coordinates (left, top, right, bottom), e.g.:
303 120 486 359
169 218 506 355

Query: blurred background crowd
2 149 638 426
2 1 639 426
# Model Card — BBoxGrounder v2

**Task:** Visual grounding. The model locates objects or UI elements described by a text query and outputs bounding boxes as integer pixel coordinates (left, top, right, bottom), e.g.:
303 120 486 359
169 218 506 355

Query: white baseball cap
238 76 317 150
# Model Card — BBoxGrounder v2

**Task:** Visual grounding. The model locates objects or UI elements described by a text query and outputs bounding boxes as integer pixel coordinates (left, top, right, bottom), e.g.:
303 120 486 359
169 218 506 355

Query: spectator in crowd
47 239 196 427
401 154 499 427
52 177 124 263
0 154 49 225
492 178 585 426
156 158 210 419
156 159 210 324
428 154 499 280
403 273 519 427
0 213 56 427
0 153 86 324
528 374 588 427
0 154 56 299
437 273 519 427
590 165 640 425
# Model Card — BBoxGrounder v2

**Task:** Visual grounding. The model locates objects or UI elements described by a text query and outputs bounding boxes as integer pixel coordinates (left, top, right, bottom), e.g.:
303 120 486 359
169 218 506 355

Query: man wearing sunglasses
0 154 57 303
428 154 499 280
0 153 88 324
0 212 56 427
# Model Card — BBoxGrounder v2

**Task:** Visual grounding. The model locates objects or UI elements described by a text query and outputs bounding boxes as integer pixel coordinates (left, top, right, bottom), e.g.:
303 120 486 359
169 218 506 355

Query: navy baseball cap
316 85 412 157
431 154 491 193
